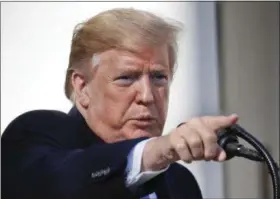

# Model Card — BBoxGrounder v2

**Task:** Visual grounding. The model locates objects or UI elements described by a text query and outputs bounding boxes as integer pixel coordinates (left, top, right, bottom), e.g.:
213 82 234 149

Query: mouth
130 117 156 127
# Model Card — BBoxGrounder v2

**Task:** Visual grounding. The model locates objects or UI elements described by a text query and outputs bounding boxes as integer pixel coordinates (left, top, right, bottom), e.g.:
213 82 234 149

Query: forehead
96 45 169 70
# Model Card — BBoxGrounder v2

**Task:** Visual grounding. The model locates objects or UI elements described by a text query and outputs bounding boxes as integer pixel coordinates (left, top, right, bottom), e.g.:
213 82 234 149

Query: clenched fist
141 114 239 171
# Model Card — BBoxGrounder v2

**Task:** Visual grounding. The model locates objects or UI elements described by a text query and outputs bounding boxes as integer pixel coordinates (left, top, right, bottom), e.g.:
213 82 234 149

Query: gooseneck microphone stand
218 124 280 199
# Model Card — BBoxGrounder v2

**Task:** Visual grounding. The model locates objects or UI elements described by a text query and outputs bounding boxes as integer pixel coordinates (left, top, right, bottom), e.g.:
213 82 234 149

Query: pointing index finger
204 114 239 131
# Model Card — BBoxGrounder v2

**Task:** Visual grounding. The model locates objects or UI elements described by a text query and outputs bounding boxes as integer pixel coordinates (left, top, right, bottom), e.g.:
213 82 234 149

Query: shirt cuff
125 137 169 188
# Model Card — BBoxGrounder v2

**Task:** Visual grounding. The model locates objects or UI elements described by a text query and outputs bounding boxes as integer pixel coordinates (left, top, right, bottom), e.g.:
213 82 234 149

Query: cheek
100 86 135 123
86 81 113 120
155 87 169 119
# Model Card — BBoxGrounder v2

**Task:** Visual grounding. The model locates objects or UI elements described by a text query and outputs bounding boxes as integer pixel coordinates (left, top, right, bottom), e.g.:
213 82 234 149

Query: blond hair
65 8 182 101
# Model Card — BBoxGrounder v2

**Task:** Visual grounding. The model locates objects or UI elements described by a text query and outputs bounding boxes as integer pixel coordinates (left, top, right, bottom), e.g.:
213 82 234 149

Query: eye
115 75 136 86
118 75 131 80
150 72 168 85
154 74 167 79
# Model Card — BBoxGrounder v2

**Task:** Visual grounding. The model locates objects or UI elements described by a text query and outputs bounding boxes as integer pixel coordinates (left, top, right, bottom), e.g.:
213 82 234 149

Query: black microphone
217 124 264 162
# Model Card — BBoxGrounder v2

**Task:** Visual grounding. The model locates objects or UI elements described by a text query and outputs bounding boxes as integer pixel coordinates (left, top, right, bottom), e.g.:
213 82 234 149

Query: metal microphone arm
218 124 280 199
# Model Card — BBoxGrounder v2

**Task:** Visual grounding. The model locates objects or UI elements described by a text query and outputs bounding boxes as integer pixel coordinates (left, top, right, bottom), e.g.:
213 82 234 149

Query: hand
141 114 239 171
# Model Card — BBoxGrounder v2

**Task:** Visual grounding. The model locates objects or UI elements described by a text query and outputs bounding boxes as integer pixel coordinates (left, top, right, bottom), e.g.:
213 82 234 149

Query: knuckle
178 129 186 137
188 137 202 148
204 134 217 143
175 141 186 151
182 156 192 163
168 134 185 152
192 150 203 159
204 146 219 159
177 149 192 162
204 151 216 159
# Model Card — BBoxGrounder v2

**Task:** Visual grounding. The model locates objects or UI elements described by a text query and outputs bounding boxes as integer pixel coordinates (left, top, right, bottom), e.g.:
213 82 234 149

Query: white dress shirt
126 138 169 199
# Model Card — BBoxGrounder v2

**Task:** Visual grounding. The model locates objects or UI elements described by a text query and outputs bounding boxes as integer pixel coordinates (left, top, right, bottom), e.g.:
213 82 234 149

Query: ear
71 72 90 108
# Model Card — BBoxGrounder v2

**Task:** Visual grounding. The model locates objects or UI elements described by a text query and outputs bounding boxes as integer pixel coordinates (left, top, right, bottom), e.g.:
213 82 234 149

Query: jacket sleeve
1 111 148 199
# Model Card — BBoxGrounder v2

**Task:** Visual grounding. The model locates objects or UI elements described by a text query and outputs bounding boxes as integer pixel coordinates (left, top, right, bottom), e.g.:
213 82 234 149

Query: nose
136 75 155 105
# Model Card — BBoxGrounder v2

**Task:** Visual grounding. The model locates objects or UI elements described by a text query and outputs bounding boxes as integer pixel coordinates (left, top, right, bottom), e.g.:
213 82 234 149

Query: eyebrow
122 59 169 70
116 65 169 75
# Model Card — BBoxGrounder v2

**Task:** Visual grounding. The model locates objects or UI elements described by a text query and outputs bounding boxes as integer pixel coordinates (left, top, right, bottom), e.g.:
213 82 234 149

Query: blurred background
1 2 279 198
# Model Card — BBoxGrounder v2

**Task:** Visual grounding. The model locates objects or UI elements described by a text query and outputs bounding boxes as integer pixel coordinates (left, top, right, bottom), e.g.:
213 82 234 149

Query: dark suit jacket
2 106 203 199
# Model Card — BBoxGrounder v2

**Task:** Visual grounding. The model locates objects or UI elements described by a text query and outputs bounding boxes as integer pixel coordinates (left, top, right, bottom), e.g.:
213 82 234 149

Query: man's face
85 45 171 142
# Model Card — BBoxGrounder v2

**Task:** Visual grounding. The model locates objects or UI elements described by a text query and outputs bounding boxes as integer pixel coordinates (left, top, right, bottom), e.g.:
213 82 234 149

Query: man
2 8 238 199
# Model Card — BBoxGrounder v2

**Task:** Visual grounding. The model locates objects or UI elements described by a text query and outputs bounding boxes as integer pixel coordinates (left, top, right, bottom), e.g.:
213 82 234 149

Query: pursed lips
130 115 157 127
